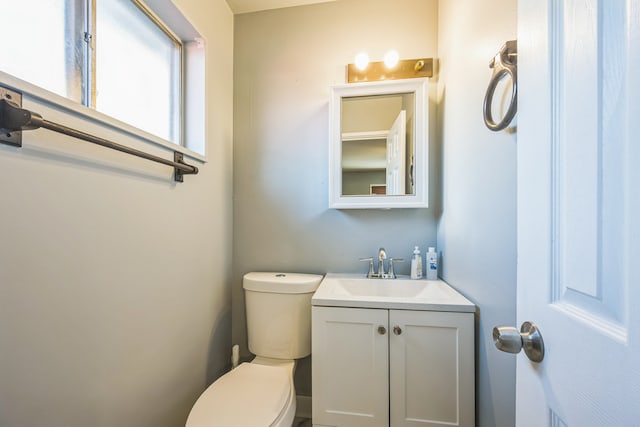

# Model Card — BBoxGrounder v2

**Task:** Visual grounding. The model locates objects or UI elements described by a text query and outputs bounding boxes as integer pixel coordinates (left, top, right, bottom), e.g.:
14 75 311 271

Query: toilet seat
185 362 294 427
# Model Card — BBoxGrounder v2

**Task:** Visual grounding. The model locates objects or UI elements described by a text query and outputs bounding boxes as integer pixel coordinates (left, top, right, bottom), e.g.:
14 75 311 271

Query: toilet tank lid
243 272 324 294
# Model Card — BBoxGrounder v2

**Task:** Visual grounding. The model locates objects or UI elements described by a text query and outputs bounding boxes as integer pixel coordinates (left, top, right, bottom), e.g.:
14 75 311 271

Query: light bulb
354 52 370 71
384 50 399 68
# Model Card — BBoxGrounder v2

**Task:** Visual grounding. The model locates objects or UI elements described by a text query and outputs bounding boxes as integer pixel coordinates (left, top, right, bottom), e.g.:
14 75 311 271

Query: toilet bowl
185 272 323 427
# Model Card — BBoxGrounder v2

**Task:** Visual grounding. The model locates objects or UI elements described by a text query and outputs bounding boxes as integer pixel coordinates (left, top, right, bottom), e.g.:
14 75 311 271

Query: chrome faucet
377 247 387 277
359 247 403 279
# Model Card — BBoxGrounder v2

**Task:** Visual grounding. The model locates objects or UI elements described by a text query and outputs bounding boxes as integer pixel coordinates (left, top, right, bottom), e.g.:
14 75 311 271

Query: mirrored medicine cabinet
329 78 429 209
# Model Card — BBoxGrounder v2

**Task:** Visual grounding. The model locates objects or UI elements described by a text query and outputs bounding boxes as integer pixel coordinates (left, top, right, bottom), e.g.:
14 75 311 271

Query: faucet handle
359 257 375 278
388 258 405 279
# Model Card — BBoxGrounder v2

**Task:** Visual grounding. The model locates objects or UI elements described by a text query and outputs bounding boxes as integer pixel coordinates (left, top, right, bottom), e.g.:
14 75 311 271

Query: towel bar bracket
174 151 195 182
0 86 24 147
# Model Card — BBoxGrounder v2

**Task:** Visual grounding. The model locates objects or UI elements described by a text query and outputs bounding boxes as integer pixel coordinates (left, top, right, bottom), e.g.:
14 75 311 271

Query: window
96 0 181 142
0 0 78 101
0 0 200 148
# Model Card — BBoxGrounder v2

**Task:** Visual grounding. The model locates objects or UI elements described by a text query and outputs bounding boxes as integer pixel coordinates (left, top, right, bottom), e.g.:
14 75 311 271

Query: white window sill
0 71 207 164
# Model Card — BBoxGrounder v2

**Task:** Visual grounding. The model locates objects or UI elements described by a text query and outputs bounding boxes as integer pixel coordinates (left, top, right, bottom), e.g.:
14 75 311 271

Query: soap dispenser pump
410 246 423 279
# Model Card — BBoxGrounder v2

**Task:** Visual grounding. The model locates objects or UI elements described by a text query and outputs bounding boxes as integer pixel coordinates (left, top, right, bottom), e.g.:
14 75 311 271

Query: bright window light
0 0 82 102
96 0 181 143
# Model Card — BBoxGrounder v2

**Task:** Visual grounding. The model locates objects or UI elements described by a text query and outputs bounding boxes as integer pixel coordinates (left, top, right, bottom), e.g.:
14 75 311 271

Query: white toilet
186 272 323 427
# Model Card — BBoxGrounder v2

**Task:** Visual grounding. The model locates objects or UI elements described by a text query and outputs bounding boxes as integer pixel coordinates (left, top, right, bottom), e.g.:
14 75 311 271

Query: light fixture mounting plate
347 58 433 83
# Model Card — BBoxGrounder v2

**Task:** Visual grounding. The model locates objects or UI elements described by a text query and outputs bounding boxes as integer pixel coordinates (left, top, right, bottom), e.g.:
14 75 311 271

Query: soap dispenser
410 246 423 279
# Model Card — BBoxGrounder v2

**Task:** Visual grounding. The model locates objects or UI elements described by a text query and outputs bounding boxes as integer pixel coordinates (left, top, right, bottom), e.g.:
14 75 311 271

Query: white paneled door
516 1 640 425
385 110 406 195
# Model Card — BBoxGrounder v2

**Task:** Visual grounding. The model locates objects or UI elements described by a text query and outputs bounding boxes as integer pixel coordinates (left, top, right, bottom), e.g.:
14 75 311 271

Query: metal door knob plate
493 321 544 363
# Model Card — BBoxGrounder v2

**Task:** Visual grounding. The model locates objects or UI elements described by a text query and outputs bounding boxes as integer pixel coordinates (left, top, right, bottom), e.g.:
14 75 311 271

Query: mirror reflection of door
340 92 414 196
386 110 406 195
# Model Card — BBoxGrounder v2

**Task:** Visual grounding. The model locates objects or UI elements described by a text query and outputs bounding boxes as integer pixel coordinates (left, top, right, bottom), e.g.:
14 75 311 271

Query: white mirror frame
329 78 429 209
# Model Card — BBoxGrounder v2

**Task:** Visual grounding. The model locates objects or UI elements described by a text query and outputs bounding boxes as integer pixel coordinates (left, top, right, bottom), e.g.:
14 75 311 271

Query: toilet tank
243 272 323 360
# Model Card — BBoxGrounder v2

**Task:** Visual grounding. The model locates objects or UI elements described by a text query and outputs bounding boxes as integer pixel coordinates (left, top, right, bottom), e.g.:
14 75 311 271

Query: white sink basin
312 273 475 312
331 277 443 298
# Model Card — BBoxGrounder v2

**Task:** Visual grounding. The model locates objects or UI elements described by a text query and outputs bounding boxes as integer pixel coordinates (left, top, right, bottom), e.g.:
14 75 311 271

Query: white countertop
311 273 476 312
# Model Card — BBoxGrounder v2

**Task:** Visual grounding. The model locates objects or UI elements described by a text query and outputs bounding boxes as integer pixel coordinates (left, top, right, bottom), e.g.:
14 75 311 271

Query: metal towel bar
0 86 198 182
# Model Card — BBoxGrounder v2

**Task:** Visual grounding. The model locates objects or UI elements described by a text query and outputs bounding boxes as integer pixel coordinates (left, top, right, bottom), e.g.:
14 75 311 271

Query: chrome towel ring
483 40 517 131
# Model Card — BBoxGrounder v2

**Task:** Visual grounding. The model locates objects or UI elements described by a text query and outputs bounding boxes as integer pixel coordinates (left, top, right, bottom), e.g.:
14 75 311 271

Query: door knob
493 321 544 363
393 326 402 335
377 326 387 335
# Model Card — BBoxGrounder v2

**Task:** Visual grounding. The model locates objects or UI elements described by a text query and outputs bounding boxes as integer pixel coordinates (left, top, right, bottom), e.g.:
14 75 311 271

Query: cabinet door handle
393 326 402 335
377 326 387 335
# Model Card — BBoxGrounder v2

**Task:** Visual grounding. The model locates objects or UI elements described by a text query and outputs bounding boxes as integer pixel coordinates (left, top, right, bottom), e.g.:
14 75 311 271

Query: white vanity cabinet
311 306 474 427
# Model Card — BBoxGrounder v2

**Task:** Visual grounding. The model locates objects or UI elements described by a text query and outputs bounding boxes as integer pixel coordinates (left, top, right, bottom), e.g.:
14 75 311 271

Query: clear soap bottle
410 246 423 279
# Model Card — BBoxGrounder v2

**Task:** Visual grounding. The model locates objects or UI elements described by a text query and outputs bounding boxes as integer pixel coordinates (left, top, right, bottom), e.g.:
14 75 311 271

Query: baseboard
296 395 312 419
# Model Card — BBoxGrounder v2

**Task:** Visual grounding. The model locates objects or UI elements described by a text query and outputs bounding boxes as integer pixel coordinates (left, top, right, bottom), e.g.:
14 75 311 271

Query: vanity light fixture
346 55 433 83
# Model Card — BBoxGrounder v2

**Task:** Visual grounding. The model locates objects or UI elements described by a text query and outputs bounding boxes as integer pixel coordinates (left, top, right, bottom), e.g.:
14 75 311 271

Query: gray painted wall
232 0 440 396
233 0 518 424
437 0 518 426
0 1 234 426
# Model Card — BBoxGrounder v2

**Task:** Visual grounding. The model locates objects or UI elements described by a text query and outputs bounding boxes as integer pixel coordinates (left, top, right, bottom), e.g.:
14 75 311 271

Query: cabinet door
389 310 474 427
312 306 389 427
